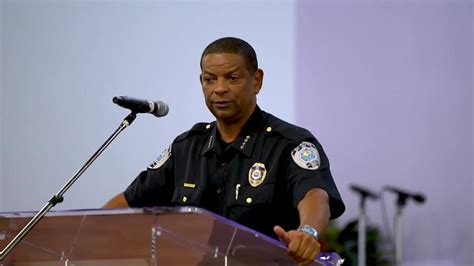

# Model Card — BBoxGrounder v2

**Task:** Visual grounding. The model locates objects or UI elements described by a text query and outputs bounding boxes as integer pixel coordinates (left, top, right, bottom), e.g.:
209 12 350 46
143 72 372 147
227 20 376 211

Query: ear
254 69 264 95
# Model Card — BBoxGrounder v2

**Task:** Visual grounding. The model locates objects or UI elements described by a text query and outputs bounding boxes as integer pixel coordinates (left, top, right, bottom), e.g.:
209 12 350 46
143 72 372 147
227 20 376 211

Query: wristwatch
297 225 319 241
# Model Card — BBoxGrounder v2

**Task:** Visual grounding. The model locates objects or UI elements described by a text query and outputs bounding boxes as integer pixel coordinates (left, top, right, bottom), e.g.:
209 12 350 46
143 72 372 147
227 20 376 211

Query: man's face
200 53 263 123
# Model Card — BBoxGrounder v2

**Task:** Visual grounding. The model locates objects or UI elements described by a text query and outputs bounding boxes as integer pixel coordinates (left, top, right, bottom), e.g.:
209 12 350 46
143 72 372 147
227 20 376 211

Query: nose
214 78 229 94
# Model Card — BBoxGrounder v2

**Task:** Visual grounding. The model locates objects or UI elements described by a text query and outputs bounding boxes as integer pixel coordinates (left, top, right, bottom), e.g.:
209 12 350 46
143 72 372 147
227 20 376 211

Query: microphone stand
350 185 378 266
0 112 137 261
394 194 408 266
357 194 368 266
384 186 425 266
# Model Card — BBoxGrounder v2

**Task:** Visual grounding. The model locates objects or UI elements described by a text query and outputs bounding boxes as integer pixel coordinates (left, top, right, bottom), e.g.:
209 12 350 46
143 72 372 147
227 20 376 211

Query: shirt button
266 127 272 132
182 196 188 203
216 188 222 194
246 197 253 204
206 124 211 129
221 162 226 166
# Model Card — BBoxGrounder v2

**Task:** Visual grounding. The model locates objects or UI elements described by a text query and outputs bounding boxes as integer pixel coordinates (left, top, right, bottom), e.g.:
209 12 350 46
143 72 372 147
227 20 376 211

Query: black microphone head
350 184 379 200
413 194 426 204
112 96 121 104
152 101 169 117
384 185 426 205
113 96 169 118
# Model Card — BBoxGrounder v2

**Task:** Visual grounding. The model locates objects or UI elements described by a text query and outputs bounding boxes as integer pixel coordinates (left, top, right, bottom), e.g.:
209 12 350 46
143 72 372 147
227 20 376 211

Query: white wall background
0 0 295 212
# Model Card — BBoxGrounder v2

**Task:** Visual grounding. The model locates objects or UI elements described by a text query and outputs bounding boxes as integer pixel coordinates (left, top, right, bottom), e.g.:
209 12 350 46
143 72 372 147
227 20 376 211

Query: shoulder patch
291 141 320 170
148 145 171 170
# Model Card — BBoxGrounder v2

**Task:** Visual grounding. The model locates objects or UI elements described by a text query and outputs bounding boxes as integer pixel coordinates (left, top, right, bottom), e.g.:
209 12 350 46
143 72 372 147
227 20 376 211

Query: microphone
112 96 169 117
350 184 379 200
383 185 426 204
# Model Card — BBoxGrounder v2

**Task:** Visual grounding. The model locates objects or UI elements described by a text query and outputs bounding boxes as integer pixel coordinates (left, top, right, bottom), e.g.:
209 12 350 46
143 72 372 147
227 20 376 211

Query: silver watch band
297 224 319 241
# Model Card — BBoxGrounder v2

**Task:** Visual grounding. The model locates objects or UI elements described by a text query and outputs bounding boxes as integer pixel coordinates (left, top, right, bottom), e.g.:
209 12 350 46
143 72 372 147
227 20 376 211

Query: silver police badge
148 145 171 170
291 141 320 170
248 162 267 187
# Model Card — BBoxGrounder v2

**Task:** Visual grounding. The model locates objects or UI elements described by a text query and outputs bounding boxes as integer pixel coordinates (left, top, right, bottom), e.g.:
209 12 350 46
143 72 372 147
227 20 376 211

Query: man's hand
102 192 130 208
274 225 320 265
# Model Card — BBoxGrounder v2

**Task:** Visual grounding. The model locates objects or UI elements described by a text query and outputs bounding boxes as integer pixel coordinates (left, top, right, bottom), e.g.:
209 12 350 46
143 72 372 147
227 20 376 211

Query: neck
216 105 256 143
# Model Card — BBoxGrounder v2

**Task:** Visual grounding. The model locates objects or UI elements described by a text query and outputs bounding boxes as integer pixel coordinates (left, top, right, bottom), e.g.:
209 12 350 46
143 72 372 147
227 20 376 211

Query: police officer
104 37 345 265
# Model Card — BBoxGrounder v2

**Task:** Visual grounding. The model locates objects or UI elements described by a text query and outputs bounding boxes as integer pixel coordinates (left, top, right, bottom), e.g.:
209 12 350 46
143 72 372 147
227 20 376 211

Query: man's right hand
274 225 320 266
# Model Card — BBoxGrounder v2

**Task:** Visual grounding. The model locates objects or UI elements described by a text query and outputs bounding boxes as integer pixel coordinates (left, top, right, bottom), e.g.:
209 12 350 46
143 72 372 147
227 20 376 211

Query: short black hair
200 37 258 73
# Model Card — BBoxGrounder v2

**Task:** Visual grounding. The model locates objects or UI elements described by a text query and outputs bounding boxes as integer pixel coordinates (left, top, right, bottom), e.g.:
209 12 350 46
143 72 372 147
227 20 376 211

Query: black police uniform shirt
124 106 345 239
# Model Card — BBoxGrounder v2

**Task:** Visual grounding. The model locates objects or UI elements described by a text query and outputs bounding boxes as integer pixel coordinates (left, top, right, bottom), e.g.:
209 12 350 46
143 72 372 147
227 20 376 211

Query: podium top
0 207 342 265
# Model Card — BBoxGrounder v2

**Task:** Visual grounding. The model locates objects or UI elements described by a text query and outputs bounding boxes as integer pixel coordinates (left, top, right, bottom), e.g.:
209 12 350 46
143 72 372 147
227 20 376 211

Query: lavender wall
296 1 472 265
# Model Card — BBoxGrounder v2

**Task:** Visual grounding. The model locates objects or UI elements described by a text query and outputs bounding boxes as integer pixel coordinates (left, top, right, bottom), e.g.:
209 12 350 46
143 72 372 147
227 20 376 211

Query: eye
202 76 215 84
229 75 240 82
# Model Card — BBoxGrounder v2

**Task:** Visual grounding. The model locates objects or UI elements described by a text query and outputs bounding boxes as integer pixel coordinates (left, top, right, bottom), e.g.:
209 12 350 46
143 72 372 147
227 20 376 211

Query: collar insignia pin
208 135 214 148
240 135 251 150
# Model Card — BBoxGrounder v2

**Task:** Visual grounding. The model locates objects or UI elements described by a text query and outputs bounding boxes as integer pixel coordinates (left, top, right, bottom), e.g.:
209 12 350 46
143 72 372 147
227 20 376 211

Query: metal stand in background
384 185 426 266
394 198 405 266
0 113 137 261
358 199 367 266
350 184 379 266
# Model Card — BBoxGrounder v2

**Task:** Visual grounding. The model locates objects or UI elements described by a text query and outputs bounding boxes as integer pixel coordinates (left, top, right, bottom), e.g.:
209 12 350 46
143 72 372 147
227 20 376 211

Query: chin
215 112 234 120
212 109 238 122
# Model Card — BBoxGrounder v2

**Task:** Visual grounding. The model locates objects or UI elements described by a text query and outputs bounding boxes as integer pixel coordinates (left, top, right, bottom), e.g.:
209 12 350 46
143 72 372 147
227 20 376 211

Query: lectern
0 207 342 265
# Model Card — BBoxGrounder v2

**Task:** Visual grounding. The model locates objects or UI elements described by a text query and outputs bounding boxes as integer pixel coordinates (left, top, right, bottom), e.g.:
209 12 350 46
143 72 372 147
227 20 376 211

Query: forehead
201 53 247 73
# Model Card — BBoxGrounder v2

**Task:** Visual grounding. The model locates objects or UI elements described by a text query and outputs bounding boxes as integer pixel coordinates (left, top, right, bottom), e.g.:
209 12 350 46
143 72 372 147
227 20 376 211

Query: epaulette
174 121 215 143
264 113 314 143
